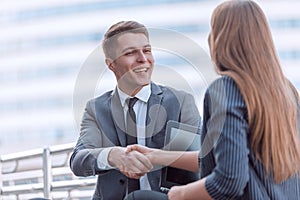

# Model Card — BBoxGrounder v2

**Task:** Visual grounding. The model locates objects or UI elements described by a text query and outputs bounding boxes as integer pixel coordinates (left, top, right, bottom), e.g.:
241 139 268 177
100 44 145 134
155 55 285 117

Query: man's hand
126 144 158 165
126 144 152 154
108 147 153 179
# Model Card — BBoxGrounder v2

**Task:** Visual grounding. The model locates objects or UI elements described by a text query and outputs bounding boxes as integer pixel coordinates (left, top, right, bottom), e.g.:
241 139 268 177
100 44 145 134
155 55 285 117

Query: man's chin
141 82 151 86
137 82 151 88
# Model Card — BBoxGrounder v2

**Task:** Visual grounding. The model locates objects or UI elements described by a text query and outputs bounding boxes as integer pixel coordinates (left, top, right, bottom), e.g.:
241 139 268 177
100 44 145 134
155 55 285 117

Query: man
70 21 201 200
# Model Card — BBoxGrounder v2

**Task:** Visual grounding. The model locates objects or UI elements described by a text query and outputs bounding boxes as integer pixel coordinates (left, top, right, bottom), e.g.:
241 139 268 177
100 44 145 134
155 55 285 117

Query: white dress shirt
97 84 152 190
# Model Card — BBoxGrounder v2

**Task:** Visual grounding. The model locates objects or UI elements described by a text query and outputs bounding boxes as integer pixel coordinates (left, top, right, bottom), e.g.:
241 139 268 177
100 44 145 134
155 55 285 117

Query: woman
125 0 300 199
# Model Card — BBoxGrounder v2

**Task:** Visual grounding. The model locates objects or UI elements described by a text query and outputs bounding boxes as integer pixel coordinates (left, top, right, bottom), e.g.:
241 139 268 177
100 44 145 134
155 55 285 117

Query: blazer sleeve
70 100 109 177
202 76 250 199
179 91 201 127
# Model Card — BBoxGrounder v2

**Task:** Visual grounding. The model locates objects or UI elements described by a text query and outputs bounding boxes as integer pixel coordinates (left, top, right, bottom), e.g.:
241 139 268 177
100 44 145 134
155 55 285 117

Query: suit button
119 178 125 185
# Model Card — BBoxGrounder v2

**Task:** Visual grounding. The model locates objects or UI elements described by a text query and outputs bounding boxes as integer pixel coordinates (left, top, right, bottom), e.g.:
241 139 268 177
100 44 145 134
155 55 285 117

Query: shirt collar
116 84 151 108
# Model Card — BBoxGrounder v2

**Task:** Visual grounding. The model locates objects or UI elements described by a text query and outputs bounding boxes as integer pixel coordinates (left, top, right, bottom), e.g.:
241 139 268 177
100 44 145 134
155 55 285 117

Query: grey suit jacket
70 82 201 200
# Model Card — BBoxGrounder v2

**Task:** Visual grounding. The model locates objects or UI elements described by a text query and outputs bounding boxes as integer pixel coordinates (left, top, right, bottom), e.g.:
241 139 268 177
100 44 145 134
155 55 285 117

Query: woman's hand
168 178 212 200
127 145 199 172
108 146 153 179
168 185 186 200
126 144 152 154
126 144 158 164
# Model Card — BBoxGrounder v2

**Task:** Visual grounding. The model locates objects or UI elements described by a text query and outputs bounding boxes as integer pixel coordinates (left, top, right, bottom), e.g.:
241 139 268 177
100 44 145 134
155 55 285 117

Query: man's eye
124 51 134 56
144 49 152 53
124 51 136 56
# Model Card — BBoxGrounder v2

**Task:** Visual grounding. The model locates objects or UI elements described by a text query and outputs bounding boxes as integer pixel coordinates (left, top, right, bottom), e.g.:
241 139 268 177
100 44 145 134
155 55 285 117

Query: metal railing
0 143 97 200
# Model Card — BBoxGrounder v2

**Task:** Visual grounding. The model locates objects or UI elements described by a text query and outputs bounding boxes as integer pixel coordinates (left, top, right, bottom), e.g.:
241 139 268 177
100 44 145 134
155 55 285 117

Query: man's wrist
107 146 124 168
97 147 116 169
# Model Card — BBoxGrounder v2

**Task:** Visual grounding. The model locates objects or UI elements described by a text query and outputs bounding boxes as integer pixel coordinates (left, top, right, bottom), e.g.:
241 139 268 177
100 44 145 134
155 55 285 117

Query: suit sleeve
179 92 201 127
203 77 250 199
70 100 109 176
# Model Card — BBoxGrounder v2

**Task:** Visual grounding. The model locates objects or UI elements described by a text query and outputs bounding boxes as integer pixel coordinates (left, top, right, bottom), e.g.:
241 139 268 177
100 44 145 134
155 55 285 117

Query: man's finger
126 151 152 171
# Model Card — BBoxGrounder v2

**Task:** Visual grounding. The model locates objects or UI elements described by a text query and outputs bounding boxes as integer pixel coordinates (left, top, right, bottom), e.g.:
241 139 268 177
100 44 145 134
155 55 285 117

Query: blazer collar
111 82 164 147
110 90 127 147
145 83 164 144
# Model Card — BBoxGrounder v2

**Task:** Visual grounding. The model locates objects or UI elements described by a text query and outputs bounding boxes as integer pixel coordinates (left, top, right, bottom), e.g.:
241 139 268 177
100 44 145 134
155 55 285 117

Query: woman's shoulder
210 75 236 87
205 75 246 106
208 75 239 93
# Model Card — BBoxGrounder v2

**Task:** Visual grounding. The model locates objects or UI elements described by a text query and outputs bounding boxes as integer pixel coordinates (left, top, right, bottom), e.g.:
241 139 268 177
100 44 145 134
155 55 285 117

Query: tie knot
127 97 138 109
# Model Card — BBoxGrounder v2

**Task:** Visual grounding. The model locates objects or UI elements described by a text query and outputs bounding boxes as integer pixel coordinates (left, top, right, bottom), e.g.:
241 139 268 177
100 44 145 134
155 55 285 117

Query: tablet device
159 120 201 191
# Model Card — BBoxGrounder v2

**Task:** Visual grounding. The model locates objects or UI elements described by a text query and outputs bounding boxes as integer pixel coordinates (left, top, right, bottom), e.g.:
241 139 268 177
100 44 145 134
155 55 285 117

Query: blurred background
1 0 300 155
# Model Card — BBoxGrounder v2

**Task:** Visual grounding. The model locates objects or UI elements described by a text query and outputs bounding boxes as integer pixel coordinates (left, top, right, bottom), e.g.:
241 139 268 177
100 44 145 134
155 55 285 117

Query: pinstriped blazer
200 76 300 200
70 82 201 200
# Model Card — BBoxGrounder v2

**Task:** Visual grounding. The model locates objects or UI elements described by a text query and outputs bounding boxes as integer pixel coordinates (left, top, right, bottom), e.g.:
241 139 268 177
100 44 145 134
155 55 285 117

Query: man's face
108 33 154 95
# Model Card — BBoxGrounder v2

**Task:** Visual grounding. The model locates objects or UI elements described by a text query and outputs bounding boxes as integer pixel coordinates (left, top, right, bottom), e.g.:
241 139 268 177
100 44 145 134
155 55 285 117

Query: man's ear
105 58 114 71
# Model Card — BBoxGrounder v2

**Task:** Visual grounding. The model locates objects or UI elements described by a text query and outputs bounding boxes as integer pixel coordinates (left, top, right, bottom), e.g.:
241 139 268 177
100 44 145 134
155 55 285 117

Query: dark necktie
126 97 139 145
126 97 140 193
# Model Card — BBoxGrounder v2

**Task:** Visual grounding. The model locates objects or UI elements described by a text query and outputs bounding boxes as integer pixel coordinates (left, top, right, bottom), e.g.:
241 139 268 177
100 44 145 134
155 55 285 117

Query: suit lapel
109 84 165 147
146 83 165 146
110 90 127 147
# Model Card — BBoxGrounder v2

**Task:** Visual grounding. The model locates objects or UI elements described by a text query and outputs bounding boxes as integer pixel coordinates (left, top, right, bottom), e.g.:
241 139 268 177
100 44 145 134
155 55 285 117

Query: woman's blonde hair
209 0 300 182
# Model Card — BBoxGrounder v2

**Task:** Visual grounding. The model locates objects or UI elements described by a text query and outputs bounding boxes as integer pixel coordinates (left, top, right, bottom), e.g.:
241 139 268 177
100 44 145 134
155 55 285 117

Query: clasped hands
108 145 188 200
108 145 155 179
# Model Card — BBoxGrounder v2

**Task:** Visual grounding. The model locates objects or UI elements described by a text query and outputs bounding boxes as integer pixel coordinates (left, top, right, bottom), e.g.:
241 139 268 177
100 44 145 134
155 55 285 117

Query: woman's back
200 76 300 199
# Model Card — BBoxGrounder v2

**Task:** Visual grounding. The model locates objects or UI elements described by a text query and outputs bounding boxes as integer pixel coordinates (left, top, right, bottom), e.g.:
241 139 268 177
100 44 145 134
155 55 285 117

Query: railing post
43 147 52 199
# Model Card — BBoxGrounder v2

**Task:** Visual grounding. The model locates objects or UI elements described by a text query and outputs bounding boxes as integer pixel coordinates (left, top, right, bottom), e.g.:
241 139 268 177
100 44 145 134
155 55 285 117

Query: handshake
108 145 199 200
107 144 198 179
108 145 157 179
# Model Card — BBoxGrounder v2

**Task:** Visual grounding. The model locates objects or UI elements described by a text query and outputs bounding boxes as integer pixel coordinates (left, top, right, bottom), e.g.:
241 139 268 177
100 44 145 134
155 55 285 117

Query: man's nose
137 51 147 62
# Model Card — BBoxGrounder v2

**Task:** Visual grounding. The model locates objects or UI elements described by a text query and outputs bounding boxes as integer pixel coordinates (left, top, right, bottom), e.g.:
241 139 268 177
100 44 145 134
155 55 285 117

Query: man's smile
133 67 149 73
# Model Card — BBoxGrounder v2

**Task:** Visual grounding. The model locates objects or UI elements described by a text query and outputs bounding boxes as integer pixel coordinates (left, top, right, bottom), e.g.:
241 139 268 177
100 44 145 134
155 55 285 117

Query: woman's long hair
209 0 300 182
